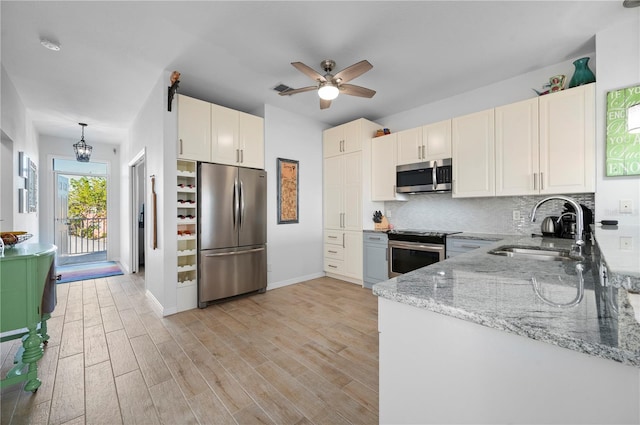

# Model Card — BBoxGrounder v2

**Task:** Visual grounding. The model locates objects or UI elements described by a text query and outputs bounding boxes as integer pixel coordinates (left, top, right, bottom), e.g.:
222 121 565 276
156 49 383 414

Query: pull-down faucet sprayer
530 195 584 255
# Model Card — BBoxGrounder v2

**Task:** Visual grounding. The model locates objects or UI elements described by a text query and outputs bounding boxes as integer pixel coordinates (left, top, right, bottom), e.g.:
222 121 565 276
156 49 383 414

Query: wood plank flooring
0 274 379 424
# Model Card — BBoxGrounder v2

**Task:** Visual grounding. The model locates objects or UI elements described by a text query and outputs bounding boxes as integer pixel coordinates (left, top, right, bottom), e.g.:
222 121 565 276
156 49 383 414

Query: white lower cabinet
324 230 363 281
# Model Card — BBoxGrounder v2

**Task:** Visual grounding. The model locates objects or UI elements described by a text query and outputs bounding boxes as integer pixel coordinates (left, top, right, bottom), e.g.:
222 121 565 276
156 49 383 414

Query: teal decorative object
568 57 595 88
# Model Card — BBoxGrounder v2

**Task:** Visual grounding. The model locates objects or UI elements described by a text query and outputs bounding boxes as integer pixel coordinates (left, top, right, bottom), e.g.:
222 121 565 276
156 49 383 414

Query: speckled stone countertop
373 234 640 368
592 224 640 292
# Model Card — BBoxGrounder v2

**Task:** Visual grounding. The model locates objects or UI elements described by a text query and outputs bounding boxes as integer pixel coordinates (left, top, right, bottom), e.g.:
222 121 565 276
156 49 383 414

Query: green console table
0 243 56 392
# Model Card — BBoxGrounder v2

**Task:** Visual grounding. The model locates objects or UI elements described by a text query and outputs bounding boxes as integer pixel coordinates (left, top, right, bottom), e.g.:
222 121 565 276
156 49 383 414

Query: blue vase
568 57 595 88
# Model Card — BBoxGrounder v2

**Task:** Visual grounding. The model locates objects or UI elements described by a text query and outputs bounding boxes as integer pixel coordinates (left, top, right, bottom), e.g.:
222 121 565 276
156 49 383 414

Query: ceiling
1 1 635 145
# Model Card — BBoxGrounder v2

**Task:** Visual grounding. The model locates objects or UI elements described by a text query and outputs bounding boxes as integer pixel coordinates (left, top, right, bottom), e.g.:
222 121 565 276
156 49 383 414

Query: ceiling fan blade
340 84 376 98
291 62 326 82
320 98 332 110
278 86 317 96
333 60 373 84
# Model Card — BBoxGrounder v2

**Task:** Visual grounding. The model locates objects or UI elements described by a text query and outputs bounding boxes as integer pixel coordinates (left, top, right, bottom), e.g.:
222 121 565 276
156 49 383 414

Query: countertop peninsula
373 233 640 368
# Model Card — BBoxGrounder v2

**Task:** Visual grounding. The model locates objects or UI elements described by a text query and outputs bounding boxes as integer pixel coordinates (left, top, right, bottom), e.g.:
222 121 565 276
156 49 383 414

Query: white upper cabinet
211 104 265 169
396 127 423 165
324 121 362 157
452 108 495 198
371 134 407 202
422 119 452 160
177 95 264 168
495 98 539 196
210 103 239 166
539 84 595 194
178 95 211 161
238 112 265 169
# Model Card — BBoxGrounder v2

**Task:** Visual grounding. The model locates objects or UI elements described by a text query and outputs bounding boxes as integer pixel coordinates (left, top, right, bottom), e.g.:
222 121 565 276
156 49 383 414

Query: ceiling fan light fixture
318 83 339 100
73 123 93 162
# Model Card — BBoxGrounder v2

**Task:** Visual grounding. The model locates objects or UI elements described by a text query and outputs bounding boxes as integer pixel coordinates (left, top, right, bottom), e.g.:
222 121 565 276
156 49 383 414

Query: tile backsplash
384 193 595 235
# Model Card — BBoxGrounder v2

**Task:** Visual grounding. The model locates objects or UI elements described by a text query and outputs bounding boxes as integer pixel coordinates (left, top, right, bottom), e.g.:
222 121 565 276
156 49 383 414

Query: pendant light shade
73 123 93 162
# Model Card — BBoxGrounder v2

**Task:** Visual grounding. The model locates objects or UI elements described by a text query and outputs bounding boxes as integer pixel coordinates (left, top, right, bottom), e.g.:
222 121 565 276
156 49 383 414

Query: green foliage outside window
68 176 107 239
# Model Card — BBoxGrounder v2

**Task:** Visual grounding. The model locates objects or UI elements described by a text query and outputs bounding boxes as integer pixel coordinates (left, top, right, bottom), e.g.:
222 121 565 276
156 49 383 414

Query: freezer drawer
198 245 266 307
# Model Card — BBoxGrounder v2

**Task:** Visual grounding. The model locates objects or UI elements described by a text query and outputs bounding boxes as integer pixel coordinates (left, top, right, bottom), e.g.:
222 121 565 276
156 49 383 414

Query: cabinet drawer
325 230 344 246
364 232 388 245
324 244 344 260
324 258 344 273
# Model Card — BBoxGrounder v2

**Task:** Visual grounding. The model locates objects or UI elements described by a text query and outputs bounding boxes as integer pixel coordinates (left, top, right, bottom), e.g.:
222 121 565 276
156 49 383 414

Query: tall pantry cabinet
323 118 381 284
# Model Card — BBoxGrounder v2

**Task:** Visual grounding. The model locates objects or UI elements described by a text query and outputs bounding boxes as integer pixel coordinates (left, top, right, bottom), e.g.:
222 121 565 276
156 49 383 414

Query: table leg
21 324 43 392
40 313 51 345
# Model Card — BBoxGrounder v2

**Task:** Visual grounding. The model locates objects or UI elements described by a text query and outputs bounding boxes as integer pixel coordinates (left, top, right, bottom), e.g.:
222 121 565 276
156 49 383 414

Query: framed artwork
27 159 37 213
277 158 299 224
18 151 28 177
606 84 640 176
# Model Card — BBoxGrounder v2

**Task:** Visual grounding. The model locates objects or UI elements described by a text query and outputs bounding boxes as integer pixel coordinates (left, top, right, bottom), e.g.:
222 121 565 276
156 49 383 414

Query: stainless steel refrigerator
197 162 267 307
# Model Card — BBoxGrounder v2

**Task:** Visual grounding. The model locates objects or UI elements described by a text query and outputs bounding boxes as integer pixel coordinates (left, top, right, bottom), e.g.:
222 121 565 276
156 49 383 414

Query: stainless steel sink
488 245 578 261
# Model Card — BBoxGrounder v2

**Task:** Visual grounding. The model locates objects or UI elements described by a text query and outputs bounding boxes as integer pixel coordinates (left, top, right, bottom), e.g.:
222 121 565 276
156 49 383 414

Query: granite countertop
373 234 640 368
592 224 640 291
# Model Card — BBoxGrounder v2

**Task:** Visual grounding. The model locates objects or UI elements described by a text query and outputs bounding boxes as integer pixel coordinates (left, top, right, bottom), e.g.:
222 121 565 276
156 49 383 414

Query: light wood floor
0 274 379 425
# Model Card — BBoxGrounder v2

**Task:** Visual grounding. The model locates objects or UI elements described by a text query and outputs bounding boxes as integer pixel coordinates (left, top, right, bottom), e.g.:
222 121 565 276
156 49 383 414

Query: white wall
264 104 325 289
127 71 169 311
595 13 640 226
1 66 40 241
37 135 121 263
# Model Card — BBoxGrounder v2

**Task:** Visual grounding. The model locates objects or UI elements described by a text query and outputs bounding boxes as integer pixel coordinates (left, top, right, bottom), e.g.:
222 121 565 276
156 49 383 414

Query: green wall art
606 85 640 176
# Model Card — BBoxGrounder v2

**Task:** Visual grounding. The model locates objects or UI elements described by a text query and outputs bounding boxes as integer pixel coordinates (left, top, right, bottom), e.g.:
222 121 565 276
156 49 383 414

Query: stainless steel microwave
396 158 452 193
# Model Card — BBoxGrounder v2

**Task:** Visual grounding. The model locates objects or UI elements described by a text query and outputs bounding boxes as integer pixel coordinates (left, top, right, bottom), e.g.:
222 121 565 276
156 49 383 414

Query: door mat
56 261 123 284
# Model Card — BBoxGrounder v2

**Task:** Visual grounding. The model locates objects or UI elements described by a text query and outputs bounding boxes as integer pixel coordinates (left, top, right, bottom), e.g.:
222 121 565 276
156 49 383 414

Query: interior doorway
53 158 108 265
129 149 146 275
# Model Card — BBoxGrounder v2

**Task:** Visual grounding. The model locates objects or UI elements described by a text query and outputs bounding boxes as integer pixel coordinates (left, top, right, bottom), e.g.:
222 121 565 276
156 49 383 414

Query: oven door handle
389 241 444 252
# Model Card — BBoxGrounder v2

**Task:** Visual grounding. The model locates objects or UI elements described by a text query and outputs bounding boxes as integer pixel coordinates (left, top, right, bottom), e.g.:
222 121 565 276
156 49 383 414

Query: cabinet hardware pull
328 250 337 254
460 244 481 249
179 139 183 155
328 236 337 239
370 237 381 240
342 233 345 248
533 173 537 190
236 149 239 163
422 145 426 159
417 146 421 159
328 264 337 269
240 149 244 163
540 172 544 190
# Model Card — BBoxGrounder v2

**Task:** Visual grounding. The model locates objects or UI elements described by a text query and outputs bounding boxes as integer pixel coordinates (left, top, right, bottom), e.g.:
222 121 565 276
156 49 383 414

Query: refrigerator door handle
239 180 245 230
233 179 240 230
205 247 265 257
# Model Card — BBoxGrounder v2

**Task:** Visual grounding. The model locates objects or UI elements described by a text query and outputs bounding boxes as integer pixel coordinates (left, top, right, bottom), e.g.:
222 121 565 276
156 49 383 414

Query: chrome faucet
530 195 584 254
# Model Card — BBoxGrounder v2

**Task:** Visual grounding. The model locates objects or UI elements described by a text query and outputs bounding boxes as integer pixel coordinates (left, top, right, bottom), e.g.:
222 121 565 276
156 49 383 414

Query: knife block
374 216 390 231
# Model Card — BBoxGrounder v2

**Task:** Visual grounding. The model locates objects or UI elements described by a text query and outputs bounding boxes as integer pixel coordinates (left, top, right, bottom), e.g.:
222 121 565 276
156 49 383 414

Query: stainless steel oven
387 230 459 278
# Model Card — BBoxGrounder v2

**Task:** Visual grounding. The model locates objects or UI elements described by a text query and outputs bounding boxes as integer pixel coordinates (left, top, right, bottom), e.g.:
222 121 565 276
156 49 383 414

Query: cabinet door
178 95 211 161
423 119 452 161
539 84 595 194
343 120 362 154
343 151 362 231
452 109 495 198
211 103 240 166
323 156 344 230
323 126 343 158
372 134 402 201
343 231 363 280
396 127 423 165
363 238 389 284
238 112 264 169
495 98 539 196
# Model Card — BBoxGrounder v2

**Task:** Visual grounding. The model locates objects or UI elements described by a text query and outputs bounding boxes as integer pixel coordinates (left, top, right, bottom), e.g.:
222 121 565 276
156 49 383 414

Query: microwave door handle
432 161 438 190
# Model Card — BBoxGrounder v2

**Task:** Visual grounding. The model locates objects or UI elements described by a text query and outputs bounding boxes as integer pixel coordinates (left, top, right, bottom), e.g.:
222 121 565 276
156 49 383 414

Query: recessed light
40 38 61 51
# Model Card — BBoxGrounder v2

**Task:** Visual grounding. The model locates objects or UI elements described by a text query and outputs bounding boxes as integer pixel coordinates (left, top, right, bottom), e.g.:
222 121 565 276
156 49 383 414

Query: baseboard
324 272 363 286
145 289 176 317
267 272 325 291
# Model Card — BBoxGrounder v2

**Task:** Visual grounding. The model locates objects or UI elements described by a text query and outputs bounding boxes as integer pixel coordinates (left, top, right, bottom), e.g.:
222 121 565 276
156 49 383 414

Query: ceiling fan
279 59 376 109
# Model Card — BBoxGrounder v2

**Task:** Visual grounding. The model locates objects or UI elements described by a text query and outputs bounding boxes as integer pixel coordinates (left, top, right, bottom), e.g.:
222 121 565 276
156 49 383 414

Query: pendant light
73 123 93 162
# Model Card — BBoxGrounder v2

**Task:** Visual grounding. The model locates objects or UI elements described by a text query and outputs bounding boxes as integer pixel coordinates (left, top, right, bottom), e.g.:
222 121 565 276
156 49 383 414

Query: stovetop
387 229 461 244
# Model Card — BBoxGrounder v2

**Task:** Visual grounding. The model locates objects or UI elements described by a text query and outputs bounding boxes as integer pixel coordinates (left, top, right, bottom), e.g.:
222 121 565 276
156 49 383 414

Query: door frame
129 148 146 274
